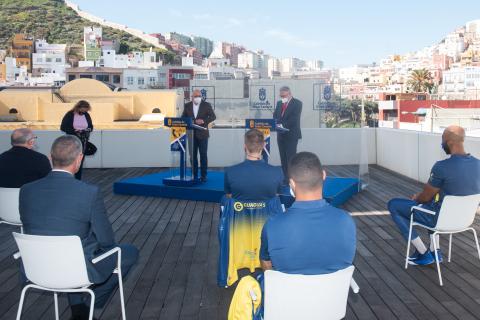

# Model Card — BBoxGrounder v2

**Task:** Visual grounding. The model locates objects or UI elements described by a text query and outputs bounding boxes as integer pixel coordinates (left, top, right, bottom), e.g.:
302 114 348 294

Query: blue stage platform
113 169 360 207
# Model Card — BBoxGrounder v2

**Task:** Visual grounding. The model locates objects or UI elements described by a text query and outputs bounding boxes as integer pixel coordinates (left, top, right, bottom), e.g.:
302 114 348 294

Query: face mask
193 97 202 104
441 142 451 155
281 97 289 104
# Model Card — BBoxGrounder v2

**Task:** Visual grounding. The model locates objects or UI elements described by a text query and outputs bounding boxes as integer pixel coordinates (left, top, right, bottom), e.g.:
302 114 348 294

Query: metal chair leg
448 234 452 263
16 285 31 320
471 228 480 261
432 233 443 286
405 217 414 269
87 290 95 320
117 268 126 320
54 292 59 320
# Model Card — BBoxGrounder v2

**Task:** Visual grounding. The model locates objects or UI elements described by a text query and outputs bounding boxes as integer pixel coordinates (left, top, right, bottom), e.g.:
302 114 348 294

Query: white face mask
281 97 289 104
193 97 202 104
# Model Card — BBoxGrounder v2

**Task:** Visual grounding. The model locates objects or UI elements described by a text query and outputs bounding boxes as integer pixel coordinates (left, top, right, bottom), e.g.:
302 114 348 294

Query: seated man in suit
260 152 356 274
388 125 480 266
19 135 139 320
224 129 284 200
0 128 51 187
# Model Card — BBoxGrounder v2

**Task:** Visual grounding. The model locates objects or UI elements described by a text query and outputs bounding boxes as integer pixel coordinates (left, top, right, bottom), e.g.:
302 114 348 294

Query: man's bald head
443 125 465 143
442 125 466 155
11 128 35 148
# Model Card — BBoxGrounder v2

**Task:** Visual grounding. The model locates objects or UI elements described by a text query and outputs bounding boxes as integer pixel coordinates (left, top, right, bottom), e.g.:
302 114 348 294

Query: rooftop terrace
0 165 479 320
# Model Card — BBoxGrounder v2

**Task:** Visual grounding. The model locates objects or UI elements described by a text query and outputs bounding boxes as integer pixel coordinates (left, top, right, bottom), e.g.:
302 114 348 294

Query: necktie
281 103 288 117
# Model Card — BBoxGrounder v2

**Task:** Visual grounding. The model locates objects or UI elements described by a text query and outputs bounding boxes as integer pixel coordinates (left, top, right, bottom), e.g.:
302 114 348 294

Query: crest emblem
323 85 332 101
259 88 266 101
200 88 207 101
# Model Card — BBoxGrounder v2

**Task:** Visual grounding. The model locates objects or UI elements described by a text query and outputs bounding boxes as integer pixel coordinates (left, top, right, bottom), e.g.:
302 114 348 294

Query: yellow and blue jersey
218 196 284 287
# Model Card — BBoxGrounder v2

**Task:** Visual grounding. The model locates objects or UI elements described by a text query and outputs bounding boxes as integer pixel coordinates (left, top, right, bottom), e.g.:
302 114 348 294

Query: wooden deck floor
1 165 480 320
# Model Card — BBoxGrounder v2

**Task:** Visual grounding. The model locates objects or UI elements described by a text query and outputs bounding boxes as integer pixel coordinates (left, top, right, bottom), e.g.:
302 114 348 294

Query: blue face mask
441 142 451 155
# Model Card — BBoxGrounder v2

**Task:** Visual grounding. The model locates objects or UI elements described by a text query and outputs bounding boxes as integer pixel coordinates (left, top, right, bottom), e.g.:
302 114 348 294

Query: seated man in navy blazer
0 128 51 188
19 135 139 320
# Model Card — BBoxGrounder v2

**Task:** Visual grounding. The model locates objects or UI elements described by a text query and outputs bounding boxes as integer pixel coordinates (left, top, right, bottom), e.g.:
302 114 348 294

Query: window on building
149 77 156 85
113 75 121 84
95 74 110 82
127 77 134 85
158 73 166 79
138 77 145 85
68 75 76 81
36 57 43 63
56 58 62 63
80 74 93 79
150 56 155 63
46 58 52 63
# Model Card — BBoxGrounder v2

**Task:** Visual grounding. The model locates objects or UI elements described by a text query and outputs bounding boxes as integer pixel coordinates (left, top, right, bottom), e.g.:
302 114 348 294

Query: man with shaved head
388 125 480 266
260 152 356 274
182 89 216 182
0 128 51 187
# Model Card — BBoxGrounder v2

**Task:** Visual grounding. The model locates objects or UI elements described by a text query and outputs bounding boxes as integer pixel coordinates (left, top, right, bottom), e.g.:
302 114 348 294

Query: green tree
407 69 433 93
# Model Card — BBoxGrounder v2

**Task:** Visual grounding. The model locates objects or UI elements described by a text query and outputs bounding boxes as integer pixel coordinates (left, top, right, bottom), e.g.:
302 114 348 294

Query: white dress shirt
193 103 200 118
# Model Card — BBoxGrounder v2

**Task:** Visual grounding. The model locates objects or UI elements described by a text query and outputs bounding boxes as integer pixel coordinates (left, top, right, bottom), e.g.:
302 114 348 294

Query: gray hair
279 86 291 93
11 128 34 146
51 135 83 168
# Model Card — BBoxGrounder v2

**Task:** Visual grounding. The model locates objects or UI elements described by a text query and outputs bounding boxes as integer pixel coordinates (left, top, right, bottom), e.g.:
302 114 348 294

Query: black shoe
200 176 207 183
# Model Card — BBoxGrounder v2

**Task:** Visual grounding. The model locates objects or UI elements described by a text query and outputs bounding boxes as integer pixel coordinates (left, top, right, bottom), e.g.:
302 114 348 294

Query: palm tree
407 69 434 93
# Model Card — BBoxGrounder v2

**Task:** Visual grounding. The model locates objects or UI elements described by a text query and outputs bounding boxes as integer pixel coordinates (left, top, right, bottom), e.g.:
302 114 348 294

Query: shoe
200 177 207 183
408 250 435 266
431 249 443 263
408 250 421 261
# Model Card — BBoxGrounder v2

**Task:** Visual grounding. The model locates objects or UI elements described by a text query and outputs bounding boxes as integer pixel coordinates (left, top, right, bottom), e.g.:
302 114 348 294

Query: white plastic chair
405 194 480 286
0 188 23 233
12 233 126 320
264 266 355 320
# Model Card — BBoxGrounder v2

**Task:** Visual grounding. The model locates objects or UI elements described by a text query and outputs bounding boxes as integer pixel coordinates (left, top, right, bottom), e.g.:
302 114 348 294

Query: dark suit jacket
60 110 93 135
0 146 51 188
19 171 116 284
273 97 302 140
181 101 216 140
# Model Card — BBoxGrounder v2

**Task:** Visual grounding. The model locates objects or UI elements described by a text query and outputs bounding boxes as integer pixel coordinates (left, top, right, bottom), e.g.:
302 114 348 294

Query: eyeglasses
29 136 38 141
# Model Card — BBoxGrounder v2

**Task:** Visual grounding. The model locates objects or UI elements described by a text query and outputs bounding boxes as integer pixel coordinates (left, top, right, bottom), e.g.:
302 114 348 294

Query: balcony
0 128 479 319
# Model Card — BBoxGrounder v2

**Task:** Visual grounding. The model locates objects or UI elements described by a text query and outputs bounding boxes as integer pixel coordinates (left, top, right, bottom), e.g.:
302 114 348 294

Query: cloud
226 17 242 28
193 13 213 20
265 29 322 48
168 9 183 18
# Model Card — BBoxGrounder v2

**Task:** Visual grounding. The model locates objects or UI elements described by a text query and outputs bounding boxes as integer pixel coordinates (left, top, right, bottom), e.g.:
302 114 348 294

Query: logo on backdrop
200 89 207 101
323 85 332 101
250 86 274 110
259 88 266 101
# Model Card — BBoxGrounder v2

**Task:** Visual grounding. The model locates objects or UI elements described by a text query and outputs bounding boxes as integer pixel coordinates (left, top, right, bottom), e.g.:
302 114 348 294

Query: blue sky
73 0 480 67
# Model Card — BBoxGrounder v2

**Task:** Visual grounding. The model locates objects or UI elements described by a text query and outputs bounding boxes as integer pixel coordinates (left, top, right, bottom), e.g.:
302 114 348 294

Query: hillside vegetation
0 0 175 61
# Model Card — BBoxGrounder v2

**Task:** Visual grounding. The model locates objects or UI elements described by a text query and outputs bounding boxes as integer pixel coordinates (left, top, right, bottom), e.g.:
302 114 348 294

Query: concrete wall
2 128 479 183
0 128 376 170
376 128 480 182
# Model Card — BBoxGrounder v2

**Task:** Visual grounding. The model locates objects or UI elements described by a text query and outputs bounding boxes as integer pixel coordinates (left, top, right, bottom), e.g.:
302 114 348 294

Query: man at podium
273 86 302 184
182 89 216 182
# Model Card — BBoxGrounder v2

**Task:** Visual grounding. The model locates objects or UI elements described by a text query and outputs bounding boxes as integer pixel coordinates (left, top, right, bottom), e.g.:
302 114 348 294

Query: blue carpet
114 169 360 207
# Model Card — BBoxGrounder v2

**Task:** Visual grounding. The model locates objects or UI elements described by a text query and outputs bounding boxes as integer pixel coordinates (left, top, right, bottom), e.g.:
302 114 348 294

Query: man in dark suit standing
182 89 216 182
0 128 51 188
273 86 302 183
19 135 138 320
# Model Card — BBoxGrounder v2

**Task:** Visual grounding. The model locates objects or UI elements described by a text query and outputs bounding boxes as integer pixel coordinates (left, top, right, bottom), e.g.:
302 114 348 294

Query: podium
245 119 289 162
163 117 205 187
